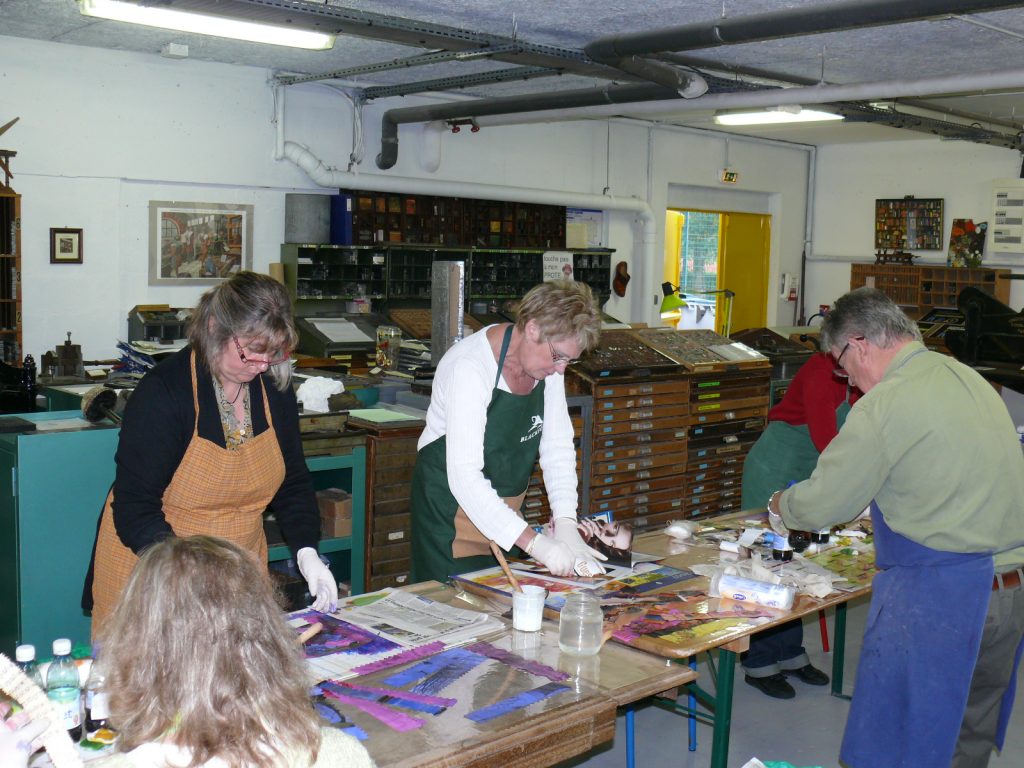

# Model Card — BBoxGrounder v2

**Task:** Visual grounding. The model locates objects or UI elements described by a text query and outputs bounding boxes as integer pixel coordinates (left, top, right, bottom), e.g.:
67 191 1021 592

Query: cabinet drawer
594 379 689 398
370 573 411 591
687 418 765 440
374 464 417 485
373 452 419 469
373 527 411 546
594 403 690 424
591 487 682 516
593 415 687 436
590 474 683 500
691 395 770 415
373 498 411 517
592 428 687 450
591 462 682 487
596 393 689 411
592 450 688 476
687 404 768 426
370 541 411 563
372 513 410 533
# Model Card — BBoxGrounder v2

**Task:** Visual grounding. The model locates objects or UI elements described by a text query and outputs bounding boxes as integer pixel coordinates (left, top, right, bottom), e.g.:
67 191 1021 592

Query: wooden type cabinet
354 420 422 592
850 263 1010 317
587 378 690 528
682 370 770 520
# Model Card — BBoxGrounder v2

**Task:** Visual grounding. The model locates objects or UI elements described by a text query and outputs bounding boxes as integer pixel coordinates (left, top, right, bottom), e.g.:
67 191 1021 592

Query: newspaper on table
290 589 504 682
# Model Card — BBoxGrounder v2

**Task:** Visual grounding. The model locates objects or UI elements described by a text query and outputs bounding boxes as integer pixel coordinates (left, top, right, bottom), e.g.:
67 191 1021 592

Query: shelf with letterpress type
282 244 387 302
387 245 469 300
850 262 1010 318
874 197 944 251
0 184 21 363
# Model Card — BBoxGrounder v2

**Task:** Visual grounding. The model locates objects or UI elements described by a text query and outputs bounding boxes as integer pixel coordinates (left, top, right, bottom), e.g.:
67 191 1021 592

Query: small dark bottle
789 530 811 553
772 535 794 562
810 527 831 544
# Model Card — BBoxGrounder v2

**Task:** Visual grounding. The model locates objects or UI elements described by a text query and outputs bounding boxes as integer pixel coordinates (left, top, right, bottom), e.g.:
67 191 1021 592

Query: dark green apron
411 326 546 583
741 398 851 510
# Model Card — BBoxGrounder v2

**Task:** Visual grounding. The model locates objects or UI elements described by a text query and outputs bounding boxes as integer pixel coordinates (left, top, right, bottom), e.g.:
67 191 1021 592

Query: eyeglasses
547 339 581 367
833 336 865 378
233 337 289 368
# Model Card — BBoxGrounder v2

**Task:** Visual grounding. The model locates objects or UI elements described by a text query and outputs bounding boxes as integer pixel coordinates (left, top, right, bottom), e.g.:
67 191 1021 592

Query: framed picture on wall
50 227 83 264
148 201 253 285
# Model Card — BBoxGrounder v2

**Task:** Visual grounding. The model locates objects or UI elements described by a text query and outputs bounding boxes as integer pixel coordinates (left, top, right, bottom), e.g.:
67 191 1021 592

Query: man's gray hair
821 287 922 350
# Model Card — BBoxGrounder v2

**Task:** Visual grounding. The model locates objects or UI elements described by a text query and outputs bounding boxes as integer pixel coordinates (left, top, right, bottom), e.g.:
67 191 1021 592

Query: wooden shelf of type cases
0 186 21 364
851 263 1010 315
874 197 944 251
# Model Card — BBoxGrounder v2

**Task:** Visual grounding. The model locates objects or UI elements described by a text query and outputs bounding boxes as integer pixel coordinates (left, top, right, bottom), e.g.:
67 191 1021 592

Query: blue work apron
840 501 993 768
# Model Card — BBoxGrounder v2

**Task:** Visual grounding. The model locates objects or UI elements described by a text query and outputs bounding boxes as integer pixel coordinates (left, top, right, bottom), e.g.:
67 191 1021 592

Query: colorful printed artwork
293 611 401 659
592 566 698 600
947 219 987 267
604 591 775 646
806 547 877 590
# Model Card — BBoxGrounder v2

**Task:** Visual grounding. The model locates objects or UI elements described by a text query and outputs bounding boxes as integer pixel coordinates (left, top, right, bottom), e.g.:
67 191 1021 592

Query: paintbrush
489 541 523 593
298 622 323 645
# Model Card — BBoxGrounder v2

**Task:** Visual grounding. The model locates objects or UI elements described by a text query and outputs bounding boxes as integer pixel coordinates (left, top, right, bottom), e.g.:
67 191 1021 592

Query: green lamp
660 282 688 320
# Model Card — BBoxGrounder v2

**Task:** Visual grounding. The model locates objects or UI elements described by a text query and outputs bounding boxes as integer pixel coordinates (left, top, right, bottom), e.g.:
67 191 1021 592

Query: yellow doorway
664 209 771 335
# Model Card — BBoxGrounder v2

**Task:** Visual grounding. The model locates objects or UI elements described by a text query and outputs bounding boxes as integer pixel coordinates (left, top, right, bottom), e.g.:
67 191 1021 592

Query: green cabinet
0 412 367 656
0 413 119 655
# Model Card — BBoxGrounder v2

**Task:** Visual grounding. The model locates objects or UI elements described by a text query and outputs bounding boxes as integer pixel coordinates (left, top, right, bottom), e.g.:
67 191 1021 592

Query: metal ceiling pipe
583 0 1024 60
471 67 1024 138
375 81 700 169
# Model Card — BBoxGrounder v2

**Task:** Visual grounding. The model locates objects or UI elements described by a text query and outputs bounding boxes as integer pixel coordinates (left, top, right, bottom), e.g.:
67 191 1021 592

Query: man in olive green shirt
767 287 1024 768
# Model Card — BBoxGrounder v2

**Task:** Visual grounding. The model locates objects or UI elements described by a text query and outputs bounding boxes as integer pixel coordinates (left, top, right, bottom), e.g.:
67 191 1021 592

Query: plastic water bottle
558 592 603 656
84 652 112 741
15 644 43 689
46 638 82 741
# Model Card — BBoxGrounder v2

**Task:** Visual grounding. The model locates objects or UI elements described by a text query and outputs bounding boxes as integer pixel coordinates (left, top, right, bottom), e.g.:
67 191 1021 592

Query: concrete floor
565 595 1024 768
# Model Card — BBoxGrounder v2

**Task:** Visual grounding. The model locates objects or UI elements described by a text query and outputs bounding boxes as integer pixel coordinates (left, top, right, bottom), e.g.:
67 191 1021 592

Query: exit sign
721 169 739 184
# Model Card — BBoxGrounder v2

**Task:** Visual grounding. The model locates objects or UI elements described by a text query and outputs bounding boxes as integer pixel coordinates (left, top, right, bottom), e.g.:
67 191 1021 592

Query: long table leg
709 648 736 768
831 601 849 698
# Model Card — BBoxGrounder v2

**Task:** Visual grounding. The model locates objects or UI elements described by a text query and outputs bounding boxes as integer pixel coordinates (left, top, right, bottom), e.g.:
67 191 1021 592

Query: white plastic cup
512 585 547 631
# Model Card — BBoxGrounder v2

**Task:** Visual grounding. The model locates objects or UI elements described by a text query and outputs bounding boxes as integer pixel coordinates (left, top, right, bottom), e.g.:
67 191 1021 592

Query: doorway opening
664 208 771 335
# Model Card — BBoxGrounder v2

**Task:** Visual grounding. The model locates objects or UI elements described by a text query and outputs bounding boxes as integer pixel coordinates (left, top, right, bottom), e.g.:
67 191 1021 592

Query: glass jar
375 325 402 370
558 592 603 656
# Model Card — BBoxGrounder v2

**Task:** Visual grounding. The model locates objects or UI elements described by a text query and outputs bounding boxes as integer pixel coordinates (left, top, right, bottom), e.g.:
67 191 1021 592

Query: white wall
3 34 824 362
808 140 1024 312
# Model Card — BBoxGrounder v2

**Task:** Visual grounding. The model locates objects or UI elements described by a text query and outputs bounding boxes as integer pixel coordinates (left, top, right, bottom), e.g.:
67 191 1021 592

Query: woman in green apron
740 351 861 699
411 281 605 583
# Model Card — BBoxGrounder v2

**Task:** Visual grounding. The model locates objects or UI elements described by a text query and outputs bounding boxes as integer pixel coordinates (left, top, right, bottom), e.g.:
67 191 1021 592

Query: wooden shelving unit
281 244 614 307
0 169 21 364
850 262 1010 317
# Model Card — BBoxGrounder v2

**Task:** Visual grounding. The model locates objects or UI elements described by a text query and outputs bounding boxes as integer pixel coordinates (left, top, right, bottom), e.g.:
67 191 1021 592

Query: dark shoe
744 673 795 700
786 664 829 686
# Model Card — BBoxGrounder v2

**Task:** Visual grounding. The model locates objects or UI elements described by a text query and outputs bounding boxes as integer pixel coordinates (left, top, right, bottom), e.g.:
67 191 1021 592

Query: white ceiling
4 0 1024 150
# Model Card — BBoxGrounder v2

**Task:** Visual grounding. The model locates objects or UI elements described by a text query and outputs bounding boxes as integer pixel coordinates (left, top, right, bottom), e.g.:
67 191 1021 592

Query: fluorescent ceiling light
79 0 336 50
714 107 844 126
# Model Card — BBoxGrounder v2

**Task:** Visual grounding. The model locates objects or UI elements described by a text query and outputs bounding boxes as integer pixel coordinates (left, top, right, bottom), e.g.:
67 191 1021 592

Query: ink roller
81 386 123 425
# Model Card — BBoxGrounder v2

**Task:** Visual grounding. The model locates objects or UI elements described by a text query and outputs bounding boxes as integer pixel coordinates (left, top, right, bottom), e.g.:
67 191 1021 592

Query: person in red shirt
741 351 862 699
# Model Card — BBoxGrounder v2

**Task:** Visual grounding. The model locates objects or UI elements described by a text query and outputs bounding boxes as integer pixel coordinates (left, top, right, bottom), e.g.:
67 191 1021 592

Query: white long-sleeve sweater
418 326 578 550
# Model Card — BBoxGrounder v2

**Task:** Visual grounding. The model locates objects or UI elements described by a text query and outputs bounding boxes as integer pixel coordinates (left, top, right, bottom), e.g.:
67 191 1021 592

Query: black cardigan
108 346 320 556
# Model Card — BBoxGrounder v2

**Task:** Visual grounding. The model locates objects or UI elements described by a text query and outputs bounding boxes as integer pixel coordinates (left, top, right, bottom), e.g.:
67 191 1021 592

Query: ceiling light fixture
714 106 844 126
79 0 336 50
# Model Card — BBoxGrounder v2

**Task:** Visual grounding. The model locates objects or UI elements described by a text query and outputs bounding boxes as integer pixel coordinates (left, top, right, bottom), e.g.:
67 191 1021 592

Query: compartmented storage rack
850 263 1010 318
281 244 614 306
0 176 21 363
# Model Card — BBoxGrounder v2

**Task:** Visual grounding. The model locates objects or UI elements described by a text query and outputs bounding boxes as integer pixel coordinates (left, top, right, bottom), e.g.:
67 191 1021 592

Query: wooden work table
452 511 874 768
328 581 696 768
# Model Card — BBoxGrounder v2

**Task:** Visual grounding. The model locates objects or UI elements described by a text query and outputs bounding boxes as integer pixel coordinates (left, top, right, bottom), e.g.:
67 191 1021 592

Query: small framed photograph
50 228 83 264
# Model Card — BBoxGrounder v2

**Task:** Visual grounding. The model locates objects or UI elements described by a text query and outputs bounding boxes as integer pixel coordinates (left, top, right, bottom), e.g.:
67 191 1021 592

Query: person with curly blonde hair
93 535 374 768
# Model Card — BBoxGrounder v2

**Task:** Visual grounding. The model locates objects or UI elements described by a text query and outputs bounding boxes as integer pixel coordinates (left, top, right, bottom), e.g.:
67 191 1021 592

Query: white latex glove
296 547 338 613
552 517 608 574
529 534 576 577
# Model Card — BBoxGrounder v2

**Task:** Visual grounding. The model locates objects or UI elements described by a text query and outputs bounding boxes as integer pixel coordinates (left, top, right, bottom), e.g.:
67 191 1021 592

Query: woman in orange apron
84 272 336 638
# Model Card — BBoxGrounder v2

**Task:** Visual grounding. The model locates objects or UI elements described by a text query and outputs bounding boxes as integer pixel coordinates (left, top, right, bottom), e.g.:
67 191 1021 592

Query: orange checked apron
90 352 285 637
